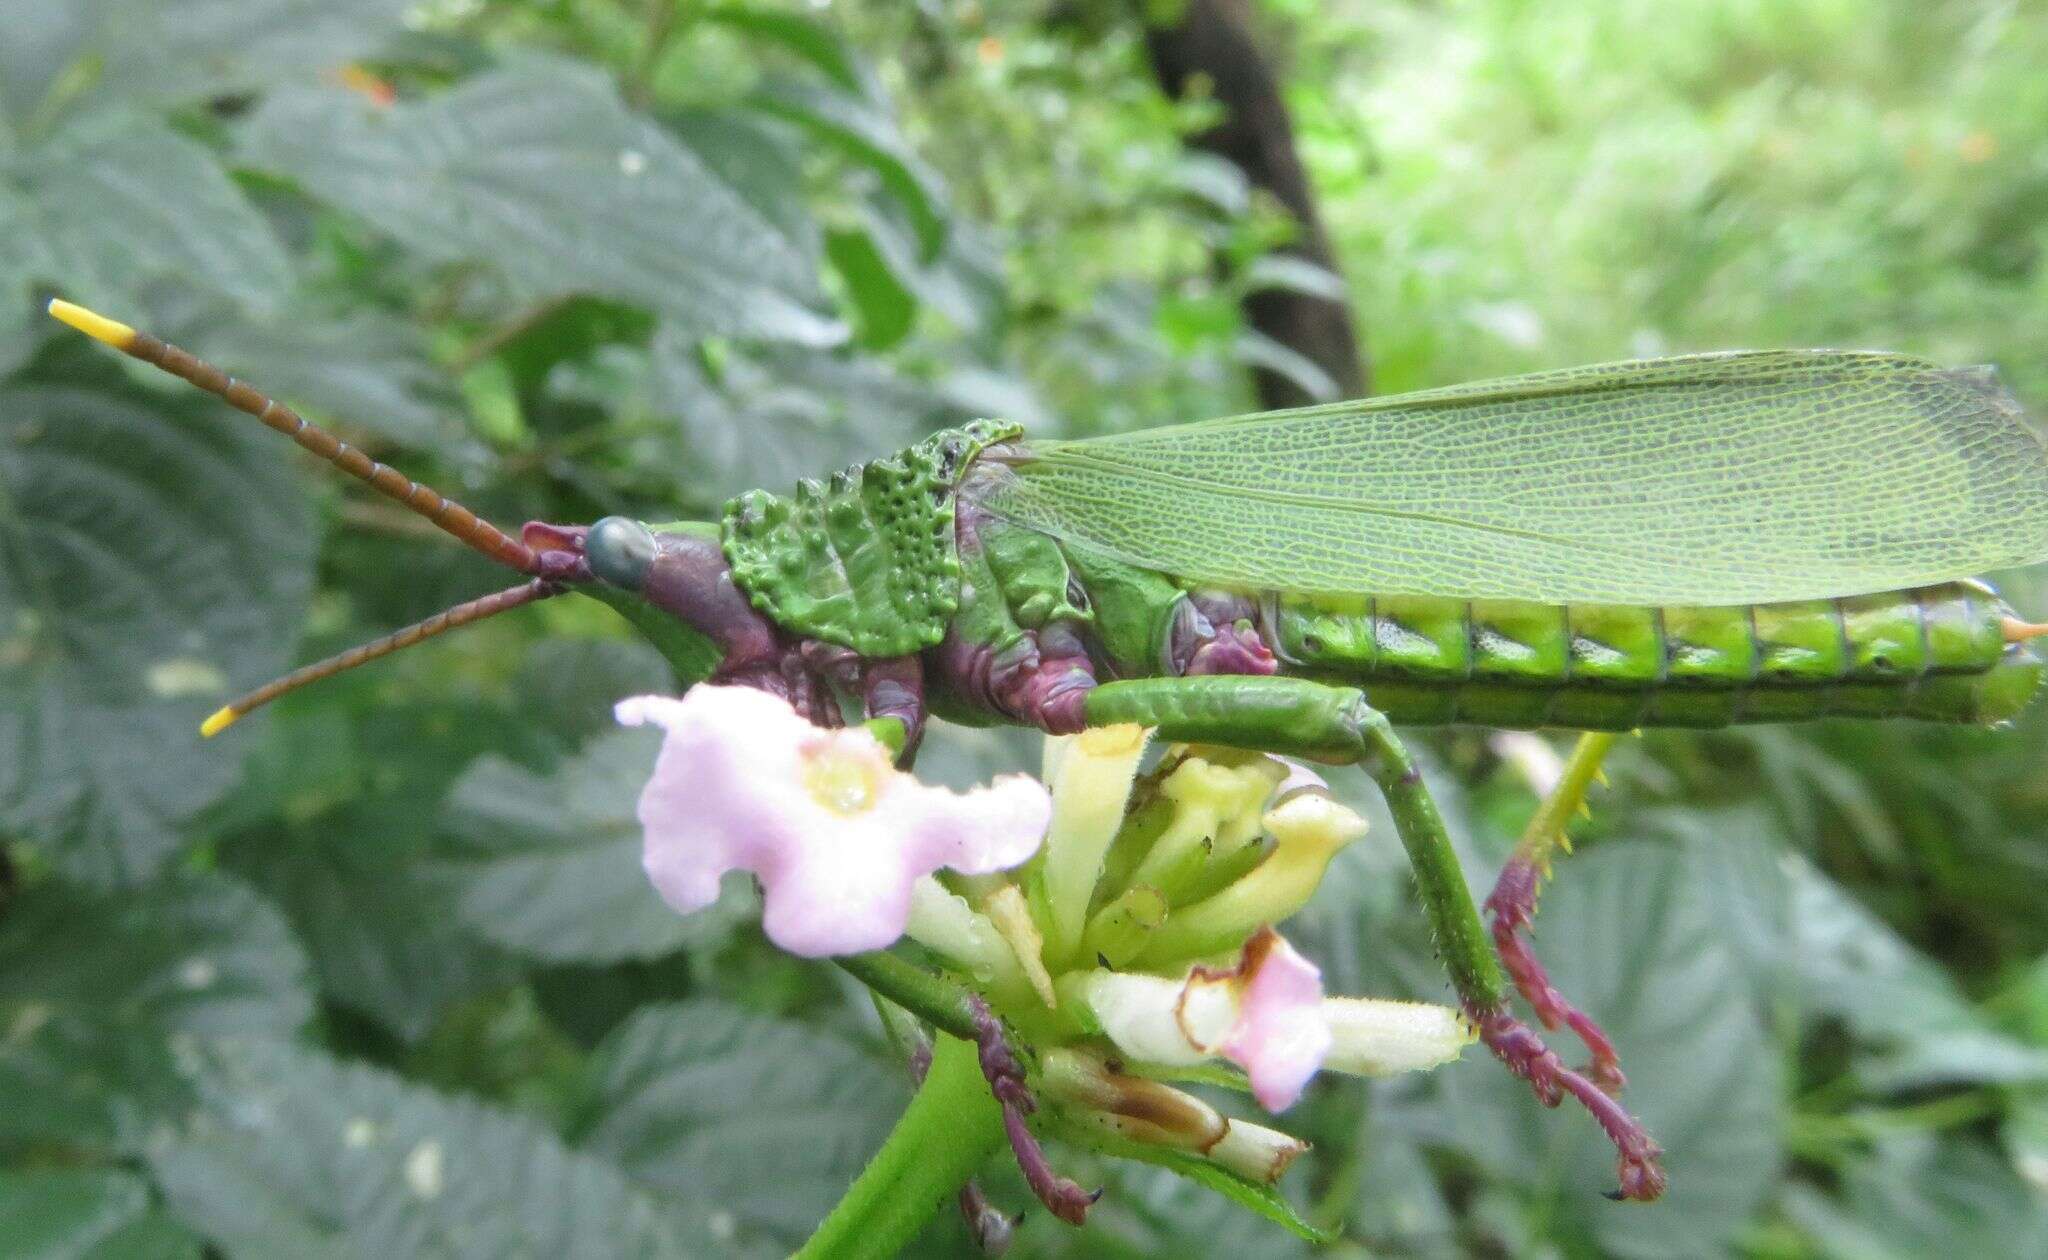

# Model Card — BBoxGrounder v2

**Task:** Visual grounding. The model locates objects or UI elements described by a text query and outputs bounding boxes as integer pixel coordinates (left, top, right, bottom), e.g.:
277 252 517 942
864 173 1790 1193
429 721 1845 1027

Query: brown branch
1142 0 1368 406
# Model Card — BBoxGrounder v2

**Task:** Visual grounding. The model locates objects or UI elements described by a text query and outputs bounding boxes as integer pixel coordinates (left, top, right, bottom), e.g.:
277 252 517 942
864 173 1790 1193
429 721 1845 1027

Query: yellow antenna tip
199 706 239 739
47 298 137 350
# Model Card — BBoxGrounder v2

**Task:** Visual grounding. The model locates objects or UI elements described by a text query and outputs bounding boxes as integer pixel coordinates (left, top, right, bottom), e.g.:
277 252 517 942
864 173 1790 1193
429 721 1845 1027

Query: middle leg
1080 675 1666 1201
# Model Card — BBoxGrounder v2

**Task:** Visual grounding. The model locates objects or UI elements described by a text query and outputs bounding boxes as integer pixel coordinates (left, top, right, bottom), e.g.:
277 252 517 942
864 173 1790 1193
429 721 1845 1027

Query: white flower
617 687 1051 957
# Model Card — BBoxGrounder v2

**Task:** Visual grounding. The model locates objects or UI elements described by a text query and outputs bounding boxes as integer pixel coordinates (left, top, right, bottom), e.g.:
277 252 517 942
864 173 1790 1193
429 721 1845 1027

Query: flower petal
1320 998 1473 1076
617 686 1051 958
1081 930 1334 1113
1221 930 1331 1112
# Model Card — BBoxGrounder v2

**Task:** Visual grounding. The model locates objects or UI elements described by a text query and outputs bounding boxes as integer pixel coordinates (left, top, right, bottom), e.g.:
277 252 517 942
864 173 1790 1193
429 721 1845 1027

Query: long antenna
47 299 541 574
201 579 563 737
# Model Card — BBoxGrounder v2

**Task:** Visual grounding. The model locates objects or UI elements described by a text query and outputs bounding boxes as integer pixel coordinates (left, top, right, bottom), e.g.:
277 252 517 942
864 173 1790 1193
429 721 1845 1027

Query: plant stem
793 1033 1006 1260
836 951 981 1042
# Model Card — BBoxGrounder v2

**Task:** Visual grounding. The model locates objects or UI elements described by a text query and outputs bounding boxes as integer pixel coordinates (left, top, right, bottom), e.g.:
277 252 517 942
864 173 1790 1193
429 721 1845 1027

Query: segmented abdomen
1262 583 2043 728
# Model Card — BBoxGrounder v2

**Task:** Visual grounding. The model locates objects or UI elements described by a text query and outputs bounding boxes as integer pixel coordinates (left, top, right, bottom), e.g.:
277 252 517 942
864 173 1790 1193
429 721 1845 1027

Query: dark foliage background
2 2 2045 1256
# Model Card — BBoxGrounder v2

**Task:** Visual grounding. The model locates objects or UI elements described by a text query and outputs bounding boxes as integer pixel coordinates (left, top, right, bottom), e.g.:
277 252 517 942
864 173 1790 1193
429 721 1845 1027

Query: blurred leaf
149 1037 737 1259
0 0 414 134
190 306 463 449
1426 838 1782 1259
572 1000 903 1249
511 637 676 751
1789 859 2048 1089
1781 1136 2048 1260
1232 330 1340 403
665 105 822 265
0 112 290 369
238 60 844 346
1049 1119 1335 1245
751 78 948 260
437 727 754 964
0 871 312 1149
1241 253 1350 303
827 224 916 348
0 1168 201 1260
226 825 516 1044
842 198 1003 336
0 361 313 882
1115 1164 1318 1257
705 5 879 97
620 332 945 503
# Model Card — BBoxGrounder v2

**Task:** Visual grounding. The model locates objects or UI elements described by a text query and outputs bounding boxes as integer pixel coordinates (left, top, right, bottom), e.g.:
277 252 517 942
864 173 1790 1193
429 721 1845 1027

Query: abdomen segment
1259 583 2042 729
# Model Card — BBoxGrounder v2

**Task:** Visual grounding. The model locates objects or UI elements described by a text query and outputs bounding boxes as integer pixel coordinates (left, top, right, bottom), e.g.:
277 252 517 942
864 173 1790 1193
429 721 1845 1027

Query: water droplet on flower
344 1117 376 1148
801 743 884 815
179 957 217 989
619 148 647 176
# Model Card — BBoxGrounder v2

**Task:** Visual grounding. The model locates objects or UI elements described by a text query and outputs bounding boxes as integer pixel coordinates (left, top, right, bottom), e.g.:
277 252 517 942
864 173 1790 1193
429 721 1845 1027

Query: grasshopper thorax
719 420 1023 657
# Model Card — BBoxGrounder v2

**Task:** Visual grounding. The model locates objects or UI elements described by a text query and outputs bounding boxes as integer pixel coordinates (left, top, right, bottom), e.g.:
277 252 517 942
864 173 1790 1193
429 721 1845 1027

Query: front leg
1080 675 1666 1201
860 654 928 761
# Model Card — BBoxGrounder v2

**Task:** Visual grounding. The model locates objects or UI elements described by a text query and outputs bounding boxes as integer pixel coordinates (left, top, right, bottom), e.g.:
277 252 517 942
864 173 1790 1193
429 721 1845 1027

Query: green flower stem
836 951 980 1041
794 1032 1007 1260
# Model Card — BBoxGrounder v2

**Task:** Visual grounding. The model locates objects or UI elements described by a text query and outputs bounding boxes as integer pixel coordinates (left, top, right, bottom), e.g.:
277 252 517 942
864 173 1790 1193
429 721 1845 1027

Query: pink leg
969 996 1099 1225
1486 857 1626 1094
1469 1003 1667 1201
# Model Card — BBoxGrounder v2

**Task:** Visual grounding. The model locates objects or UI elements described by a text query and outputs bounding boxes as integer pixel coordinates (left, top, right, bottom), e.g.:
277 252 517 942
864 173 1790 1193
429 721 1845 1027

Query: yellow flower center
802 739 887 816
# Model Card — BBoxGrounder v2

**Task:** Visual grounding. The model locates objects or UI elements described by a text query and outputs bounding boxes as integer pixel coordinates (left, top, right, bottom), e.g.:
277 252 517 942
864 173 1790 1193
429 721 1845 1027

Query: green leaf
573 1000 906 1249
0 112 291 369
0 1168 201 1260
1687 818 2048 1091
1425 837 1783 1259
187 305 464 449
665 106 820 266
750 78 949 260
226 823 516 1044
437 728 755 964
511 637 676 752
1048 1118 1335 1245
149 1037 739 1259
1781 1136 2048 1260
238 60 844 346
0 360 314 883
0 0 414 133
827 225 916 349
626 331 944 503
704 5 878 96
1787 859 2048 1088
0 871 313 1149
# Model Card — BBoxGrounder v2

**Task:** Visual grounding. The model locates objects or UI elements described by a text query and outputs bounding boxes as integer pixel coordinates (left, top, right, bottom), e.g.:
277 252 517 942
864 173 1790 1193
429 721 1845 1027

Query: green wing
978 352 2048 605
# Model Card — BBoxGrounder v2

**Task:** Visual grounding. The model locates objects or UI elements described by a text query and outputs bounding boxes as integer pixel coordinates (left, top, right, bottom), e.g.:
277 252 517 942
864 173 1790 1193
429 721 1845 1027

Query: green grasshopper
49 298 2048 1203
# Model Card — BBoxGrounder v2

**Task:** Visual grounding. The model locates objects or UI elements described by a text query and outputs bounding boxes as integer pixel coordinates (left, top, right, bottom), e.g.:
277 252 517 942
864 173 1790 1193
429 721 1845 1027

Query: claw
969 995 1099 1225
1486 854 1627 1094
1469 1003 1666 1201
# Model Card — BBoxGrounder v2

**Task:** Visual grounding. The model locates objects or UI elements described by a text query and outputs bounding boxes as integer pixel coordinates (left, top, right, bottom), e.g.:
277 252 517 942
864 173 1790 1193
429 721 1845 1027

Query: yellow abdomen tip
199 706 239 739
46 298 138 350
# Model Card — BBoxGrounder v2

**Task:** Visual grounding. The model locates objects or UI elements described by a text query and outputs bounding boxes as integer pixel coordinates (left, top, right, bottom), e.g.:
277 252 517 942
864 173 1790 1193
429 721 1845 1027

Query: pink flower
1086 928 1334 1113
615 687 1051 957
1219 931 1332 1111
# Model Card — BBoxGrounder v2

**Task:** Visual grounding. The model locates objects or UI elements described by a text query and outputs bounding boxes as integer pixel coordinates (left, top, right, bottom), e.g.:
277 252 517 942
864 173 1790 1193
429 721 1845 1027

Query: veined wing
978 352 2048 605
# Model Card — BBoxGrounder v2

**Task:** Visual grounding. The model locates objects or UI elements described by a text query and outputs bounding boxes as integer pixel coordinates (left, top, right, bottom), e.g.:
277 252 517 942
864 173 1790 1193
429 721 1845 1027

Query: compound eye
585 516 657 590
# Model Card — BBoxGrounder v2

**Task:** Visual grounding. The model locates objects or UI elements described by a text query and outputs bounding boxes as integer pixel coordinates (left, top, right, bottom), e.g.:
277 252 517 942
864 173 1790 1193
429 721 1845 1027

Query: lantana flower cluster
617 686 1471 1188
